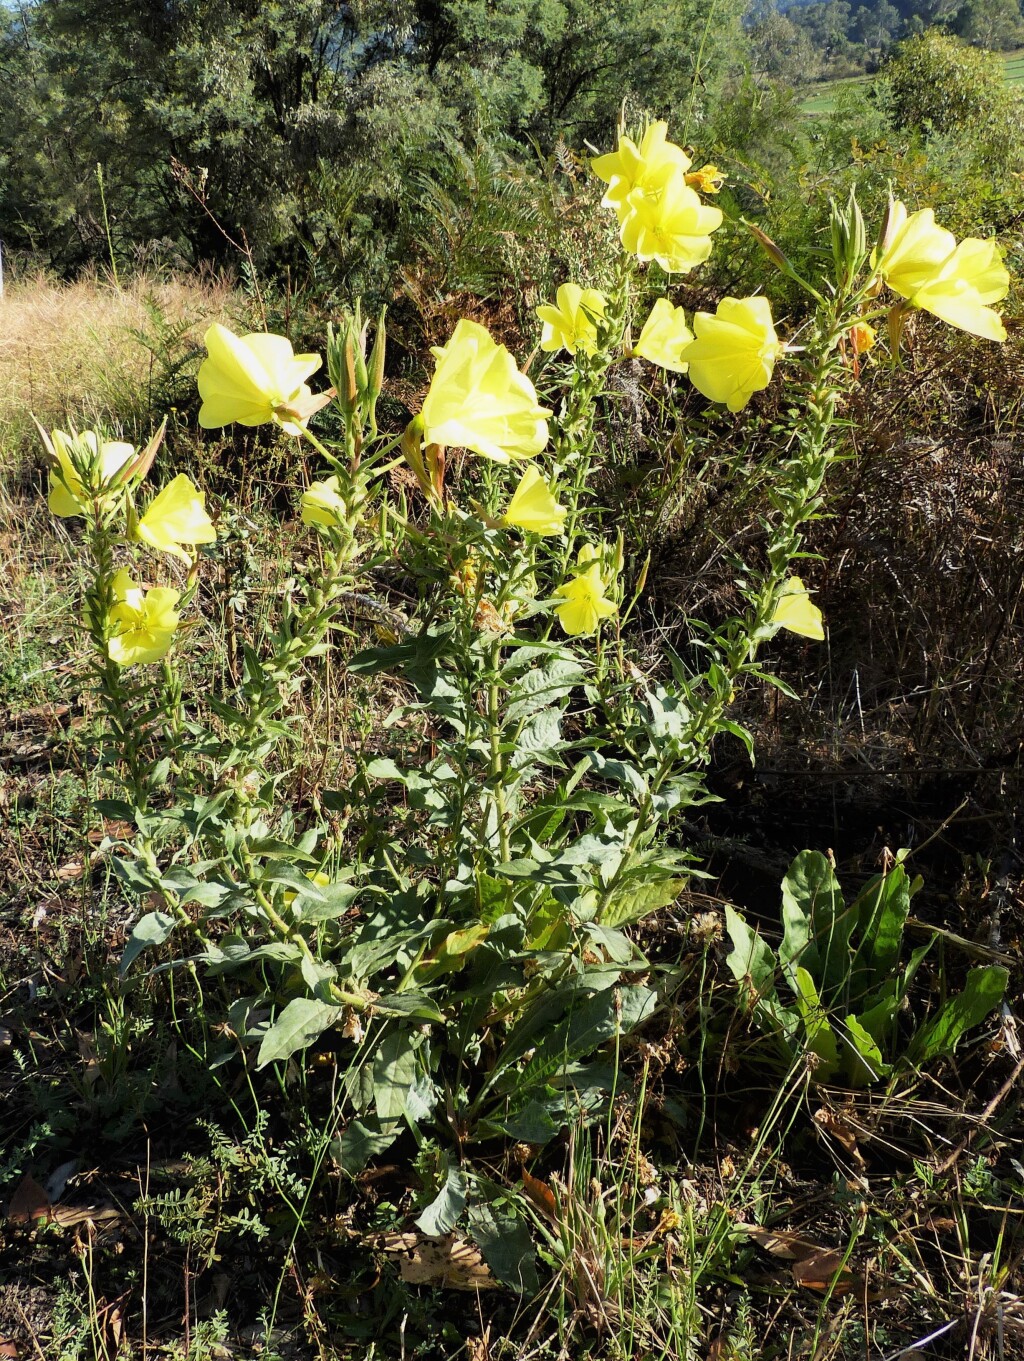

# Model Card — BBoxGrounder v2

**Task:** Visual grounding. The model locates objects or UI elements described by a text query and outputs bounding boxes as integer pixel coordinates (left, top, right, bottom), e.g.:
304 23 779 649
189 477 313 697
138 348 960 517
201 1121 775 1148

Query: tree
883 28 1008 131
852 0 903 58
0 0 750 272
955 0 1024 50
748 8 823 83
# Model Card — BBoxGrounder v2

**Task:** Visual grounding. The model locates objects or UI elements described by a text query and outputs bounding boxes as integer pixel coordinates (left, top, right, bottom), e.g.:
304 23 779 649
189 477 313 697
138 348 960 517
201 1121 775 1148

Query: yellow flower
634 298 694 373
618 172 723 275
681 296 784 412
301 477 346 528
772 576 824 641
873 203 956 298
135 474 217 562
873 202 1008 341
849 321 876 354
501 465 566 536
685 164 724 195
554 556 616 637
592 121 692 223
197 324 322 434
419 319 550 463
908 237 1008 342
47 430 135 518
107 568 181 666
537 283 607 356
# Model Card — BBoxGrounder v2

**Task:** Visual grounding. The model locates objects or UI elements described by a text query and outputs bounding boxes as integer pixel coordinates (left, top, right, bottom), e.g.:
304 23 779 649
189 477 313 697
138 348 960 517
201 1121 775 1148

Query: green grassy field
801 43 1024 115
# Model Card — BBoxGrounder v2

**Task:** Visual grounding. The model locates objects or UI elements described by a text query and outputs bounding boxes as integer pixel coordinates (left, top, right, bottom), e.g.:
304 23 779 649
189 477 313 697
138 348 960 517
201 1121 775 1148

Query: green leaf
505 657 584 723
332 1118 399 1175
780 851 852 1001
112 856 162 895
120 911 177 974
908 966 1008 1066
295 882 363 922
416 1163 468 1236
600 877 685 928
793 966 840 1081
373 1029 419 1122
508 985 656 1095
725 906 778 1002
468 1203 539 1294
482 1100 560 1145
509 708 564 767
841 1014 890 1087
850 864 911 1001
257 997 343 1067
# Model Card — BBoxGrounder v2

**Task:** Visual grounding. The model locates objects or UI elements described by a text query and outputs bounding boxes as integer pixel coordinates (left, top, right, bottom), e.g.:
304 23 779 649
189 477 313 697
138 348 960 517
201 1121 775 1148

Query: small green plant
725 849 1009 1085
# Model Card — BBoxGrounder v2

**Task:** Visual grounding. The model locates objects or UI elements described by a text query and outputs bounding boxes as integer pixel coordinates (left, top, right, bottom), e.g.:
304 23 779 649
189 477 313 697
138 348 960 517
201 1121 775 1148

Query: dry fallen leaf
521 1168 557 1222
813 1105 866 1171
737 1221 893 1300
371 1232 498 1291
736 1221 824 1261
0 1338 19 1358
51 1204 123 1228
7 1174 52 1225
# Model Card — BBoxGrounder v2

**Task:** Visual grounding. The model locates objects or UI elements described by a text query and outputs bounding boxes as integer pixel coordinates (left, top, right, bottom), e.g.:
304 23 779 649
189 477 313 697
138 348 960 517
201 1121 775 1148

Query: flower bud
830 189 867 290
874 194 898 264
366 307 387 435
747 223 792 275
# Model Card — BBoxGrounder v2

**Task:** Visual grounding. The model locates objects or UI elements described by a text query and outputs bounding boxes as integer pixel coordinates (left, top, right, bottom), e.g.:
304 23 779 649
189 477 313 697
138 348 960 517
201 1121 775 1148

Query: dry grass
0 268 239 473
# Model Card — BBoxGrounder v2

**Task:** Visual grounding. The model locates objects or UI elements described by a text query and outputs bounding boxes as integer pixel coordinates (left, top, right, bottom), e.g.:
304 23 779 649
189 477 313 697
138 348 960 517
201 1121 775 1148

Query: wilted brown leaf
521 1168 557 1222
372 1232 498 1291
7 1174 52 1224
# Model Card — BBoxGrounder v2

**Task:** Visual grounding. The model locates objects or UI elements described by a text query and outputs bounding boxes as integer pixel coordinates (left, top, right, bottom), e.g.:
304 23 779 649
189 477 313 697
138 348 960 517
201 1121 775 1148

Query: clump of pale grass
0 268 239 472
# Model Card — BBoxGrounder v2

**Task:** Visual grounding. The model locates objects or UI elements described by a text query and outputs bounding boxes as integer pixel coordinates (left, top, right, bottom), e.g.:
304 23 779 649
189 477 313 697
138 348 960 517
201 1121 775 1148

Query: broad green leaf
120 910 177 974
509 985 656 1094
600 876 686 928
294 882 363 923
793 966 840 1081
509 707 564 767
780 850 851 1001
468 1203 539 1294
725 906 778 1002
907 966 1008 1066
850 864 911 1002
505 657 584 723
257 997 343 1067
373 1029 419 1122
841 1014 890 1087
416 1163 468 1236
332 1117 399 1175
482 1099 560 1144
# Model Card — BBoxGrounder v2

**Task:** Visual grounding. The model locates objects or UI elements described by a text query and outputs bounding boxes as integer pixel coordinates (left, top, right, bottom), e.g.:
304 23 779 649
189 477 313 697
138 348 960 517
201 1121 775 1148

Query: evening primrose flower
418 319 550 463
873 202 1008 341
849 320 876 355
197 324 322 434
592 121 692 222
634 298 694 373
47 429 135 518
681 296 784 412
537 283 607 356
685 164 724 195
501 465 566 536
553 551 616 637
907 237 1008 341
301 477 346 528
618 172 723 275
106 568 181 666
772 576 824 641
873 203 957 298
135 474 217 562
